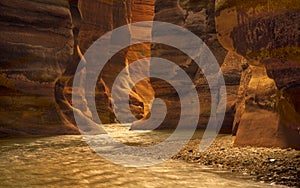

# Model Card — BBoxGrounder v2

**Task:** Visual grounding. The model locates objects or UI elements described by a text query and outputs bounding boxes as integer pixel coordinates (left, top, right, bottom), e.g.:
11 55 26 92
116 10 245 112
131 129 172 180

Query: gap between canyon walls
59 0 243 133
133 0 234 131
56 0 156 129
66 0 299 151
63 0 299 150
0 0 298 150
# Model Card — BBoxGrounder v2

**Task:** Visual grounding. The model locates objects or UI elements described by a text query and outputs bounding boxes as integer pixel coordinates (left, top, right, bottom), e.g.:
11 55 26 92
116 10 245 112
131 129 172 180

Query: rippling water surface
0 125 285 187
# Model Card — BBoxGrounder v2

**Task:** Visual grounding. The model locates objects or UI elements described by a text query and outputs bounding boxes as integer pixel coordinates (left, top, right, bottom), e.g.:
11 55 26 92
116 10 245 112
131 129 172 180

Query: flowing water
0 125 285 187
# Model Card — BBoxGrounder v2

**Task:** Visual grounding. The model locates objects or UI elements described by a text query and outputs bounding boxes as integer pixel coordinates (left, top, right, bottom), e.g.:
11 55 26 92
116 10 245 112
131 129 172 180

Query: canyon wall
0 0 78 135
0 0 299 150
0 0 233 134
132 0 242 133
215 0 300 149
0 0 157 136
73 0 156 125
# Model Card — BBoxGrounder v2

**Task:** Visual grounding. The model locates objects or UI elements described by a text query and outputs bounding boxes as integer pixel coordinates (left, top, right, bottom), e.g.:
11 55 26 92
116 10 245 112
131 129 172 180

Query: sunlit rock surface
215 0 300 149
0 0 157 135
135 0 239 131
77 0 133 124
54 0 158 135
76 0 155 124
125 0 156 121
0 0 299 151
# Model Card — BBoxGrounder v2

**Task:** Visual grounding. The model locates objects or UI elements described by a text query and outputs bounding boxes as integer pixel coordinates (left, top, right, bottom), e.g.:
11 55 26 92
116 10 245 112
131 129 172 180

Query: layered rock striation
0 0 299 150
215 0 300 149
0 0 77 135
133 0 242 132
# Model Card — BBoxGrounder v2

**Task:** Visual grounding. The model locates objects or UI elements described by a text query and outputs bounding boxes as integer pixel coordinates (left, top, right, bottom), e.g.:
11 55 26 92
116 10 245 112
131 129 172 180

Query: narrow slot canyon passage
0 0 299 187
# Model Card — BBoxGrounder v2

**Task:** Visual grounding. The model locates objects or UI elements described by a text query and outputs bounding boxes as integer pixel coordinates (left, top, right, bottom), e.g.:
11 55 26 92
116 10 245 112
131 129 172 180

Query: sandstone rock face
58 0 156 128
0 0 156 136
0 0 78 136
220 52 246 133
76 0 132 124
126 0 156 120
215 0 300 148
1 0 299 151
132 0 241 131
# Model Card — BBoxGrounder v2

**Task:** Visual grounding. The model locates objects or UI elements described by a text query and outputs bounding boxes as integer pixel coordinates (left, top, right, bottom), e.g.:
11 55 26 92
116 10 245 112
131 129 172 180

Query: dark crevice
64 0 82 76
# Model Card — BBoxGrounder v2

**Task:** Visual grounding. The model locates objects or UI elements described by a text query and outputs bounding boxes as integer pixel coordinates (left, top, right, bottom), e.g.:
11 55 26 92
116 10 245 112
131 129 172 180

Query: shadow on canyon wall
0 0 299 149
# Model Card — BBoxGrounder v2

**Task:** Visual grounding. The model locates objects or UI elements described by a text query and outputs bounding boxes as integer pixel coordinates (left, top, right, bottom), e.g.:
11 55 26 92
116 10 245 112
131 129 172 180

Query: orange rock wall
215 0 300 149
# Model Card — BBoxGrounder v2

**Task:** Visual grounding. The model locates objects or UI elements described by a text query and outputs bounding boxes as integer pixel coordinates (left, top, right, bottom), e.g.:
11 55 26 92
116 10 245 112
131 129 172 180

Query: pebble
172 135 300 187
269 158 276 162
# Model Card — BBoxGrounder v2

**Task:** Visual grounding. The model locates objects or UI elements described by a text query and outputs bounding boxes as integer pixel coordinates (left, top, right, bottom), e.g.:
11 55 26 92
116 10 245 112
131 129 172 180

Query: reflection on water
0 125 285 187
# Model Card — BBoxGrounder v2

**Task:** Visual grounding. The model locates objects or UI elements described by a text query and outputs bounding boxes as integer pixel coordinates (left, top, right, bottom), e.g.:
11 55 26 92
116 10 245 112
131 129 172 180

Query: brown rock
133 0 229 130
64 0 156 126
0 0 77 136
215 0 300 148
234 108 300 150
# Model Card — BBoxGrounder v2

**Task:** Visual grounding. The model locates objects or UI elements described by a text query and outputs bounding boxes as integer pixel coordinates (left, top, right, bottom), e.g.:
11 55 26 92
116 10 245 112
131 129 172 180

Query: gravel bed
172 135 300 187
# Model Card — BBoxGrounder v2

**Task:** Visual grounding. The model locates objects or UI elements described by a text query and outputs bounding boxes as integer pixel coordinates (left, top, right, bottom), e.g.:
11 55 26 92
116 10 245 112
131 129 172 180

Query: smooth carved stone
215 0 300 148
72 0 156 125
215 0 300 88
0 0 74 82
234 108 300 150
219 52 245 133
0 0 77 136
136 0 229 130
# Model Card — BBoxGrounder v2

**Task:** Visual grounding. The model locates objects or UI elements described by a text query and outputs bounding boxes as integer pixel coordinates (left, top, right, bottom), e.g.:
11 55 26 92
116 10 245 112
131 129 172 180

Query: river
0 124 285 187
